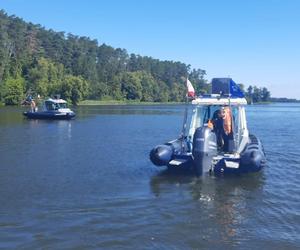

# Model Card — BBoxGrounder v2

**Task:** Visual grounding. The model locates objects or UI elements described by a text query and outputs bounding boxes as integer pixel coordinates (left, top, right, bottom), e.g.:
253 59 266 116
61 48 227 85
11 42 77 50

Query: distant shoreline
78 99 300 106
1 99 299 107
78 100 182 106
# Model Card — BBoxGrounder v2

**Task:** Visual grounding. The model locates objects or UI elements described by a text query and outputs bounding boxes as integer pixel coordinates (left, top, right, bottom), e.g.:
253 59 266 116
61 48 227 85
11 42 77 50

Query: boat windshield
58 103 67 109
45 101 67 110
188 105 243 150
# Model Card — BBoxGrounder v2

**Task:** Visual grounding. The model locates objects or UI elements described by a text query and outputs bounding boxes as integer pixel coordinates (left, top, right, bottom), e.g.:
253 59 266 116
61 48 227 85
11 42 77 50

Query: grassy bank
78 100 183 106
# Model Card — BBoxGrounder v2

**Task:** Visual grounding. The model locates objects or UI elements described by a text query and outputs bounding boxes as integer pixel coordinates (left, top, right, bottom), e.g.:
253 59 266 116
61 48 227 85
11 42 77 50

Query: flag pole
181 77 194 153
180 89 189 153
181 92 189 138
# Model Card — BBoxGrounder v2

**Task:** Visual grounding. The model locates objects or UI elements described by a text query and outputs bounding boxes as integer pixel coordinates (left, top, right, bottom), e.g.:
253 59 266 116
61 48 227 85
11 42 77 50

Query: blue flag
229 79 245 98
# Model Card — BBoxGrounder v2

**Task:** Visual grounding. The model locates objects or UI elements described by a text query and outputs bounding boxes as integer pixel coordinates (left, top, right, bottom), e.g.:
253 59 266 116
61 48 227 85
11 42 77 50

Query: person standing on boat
212 107 234 152
222 106 234 152
212 109 225 151
30 99 37 112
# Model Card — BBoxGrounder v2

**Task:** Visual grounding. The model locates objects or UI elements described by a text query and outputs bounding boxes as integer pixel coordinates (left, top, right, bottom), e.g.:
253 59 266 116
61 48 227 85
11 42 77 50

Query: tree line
0 10 209 105
0 10 271 105
245 85 271 103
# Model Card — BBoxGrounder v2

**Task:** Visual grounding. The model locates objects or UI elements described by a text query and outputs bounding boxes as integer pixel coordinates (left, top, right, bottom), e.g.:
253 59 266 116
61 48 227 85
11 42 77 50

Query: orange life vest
223 107 232 135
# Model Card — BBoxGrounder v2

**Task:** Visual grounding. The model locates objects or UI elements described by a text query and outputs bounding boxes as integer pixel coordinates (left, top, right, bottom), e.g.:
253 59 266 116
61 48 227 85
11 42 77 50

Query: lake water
0 103 300 249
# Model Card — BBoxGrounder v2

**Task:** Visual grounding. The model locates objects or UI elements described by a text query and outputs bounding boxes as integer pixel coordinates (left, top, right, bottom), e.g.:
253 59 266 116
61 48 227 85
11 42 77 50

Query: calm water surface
0 103 300 249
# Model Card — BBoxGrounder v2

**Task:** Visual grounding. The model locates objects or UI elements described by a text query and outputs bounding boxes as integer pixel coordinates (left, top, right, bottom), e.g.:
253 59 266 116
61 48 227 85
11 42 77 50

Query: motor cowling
192 126 217 175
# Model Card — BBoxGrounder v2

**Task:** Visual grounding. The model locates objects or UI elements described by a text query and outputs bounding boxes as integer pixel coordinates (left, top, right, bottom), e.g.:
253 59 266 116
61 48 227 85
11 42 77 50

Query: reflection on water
150 170 265 245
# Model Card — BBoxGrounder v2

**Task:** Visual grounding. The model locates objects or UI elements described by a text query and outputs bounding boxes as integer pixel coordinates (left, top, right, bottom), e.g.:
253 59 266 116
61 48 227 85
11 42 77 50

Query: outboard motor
150 139 187 166
192 126 217 175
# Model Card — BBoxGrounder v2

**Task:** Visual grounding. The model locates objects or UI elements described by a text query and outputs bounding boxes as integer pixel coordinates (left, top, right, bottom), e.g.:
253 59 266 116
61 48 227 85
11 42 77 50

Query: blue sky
1 0 300 98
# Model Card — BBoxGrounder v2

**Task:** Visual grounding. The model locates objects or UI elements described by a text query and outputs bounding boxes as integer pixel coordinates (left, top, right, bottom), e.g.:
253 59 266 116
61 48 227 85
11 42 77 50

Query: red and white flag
186 78 195 97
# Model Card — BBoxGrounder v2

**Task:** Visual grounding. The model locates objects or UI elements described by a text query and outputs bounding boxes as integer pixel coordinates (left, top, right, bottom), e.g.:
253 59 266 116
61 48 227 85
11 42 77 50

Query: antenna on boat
228 79 236 152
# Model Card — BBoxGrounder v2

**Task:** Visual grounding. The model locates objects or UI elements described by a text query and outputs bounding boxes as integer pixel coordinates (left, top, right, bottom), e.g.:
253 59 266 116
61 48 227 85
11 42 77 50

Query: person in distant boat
22 95 33 106
30 99 37 112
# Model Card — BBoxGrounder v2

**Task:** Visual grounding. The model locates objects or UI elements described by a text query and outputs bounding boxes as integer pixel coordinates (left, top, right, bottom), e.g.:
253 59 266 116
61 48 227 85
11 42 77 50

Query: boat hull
23 111 75 120
213 134 266 175
150 134 266 176
150 138 189 166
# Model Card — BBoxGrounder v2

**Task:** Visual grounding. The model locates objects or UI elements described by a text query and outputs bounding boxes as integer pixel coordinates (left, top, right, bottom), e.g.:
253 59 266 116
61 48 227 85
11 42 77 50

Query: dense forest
0 10 272 105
